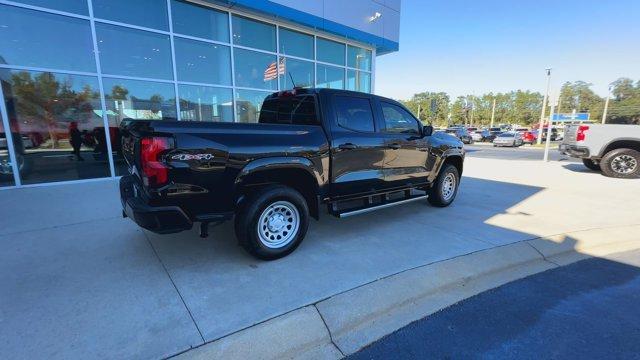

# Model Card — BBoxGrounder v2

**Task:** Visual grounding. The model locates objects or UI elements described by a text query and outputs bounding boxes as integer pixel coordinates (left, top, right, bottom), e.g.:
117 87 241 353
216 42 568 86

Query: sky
375 0 640 101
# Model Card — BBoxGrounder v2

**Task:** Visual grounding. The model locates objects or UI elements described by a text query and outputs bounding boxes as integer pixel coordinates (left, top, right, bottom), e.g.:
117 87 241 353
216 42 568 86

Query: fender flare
429 149 465 182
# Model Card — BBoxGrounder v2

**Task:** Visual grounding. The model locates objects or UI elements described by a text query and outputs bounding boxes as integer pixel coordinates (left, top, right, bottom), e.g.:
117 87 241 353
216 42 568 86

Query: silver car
493 132 524 147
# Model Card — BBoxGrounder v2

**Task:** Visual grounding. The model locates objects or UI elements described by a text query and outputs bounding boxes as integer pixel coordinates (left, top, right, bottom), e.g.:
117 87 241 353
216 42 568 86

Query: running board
336 194 427 218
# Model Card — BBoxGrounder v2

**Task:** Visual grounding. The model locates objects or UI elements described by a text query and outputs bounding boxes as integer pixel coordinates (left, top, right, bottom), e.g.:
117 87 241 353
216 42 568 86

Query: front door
377 101 430 189
329 94 386 198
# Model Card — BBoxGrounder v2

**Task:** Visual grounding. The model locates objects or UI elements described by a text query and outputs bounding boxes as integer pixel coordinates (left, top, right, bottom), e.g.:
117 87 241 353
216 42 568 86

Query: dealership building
0 0 400 189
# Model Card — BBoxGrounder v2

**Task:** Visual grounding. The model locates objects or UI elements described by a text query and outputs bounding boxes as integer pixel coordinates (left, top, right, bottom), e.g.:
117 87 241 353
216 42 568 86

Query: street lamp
537 68 552 145
602 84 613 124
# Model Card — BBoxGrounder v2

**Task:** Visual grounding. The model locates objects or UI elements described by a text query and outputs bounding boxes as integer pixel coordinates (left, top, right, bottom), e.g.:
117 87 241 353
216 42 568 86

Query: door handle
387 143 401 150
338 143 358 150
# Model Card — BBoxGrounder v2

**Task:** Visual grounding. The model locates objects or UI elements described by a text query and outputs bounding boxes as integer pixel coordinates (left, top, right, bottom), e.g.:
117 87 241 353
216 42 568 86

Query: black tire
599 148 640 179
428 164 460 207
582 158 601 172
235 185 309 260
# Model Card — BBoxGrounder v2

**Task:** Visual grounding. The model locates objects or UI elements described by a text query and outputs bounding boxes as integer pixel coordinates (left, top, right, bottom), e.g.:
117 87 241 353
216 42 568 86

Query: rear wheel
235 185 309 260
600 148 640 179
582 158 601 171
428 164 460 207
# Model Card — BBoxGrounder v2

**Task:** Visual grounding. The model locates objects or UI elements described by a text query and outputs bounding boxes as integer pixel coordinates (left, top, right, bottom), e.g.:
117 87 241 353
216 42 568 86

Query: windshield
498 133 514 138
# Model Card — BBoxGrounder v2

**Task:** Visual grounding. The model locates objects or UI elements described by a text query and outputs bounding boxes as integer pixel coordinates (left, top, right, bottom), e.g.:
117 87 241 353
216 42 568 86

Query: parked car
560 124 640 178
493 132 524 147
522 131 537 144
119 89 465 260
445 127 473 144
471 129 496 142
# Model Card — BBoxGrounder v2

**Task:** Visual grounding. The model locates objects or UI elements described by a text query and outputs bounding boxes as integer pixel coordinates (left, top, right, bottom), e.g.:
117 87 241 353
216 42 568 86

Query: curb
174 225 640 359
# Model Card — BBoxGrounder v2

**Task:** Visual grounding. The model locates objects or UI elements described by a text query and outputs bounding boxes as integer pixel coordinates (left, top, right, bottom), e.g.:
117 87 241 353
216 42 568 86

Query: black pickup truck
120 89 465 259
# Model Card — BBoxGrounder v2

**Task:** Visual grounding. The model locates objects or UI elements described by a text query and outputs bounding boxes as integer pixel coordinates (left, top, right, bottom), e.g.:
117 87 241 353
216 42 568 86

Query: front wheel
428 164 460 207
600 148 640 179
235 185 309 260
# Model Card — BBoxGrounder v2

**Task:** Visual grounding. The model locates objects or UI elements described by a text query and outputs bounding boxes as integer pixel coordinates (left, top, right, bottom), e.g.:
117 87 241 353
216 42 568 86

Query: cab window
259 95 318 125
334 96 375 132
380 102 420 135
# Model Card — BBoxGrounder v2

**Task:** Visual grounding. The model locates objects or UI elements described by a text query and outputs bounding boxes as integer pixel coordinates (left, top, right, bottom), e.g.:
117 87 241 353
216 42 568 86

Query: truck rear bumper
559 144 590 158
120 176 193 234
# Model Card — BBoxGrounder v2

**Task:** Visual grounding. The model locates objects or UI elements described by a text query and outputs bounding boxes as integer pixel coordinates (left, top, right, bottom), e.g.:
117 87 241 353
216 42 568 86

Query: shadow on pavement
348 241 640 359
143 176 546 343
562 163 601 174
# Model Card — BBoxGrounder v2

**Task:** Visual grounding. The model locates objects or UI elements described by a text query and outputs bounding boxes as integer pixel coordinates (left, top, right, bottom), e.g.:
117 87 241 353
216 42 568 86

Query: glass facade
0 0 373 187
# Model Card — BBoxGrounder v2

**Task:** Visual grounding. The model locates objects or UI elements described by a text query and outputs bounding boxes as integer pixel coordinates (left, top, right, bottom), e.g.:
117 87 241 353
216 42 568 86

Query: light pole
490 98 496 128
537 68 552 145
602 84 613 124
543 92 558 162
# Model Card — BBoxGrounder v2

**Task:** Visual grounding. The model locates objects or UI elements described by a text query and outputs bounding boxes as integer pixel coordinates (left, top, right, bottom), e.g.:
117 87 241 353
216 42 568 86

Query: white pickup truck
560 124 640 178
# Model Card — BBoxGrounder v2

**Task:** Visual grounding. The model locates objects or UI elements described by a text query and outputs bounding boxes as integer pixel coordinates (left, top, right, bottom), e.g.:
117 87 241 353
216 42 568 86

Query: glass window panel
178 85 233 122
259 95 318 125
93 0 169 30
102 78 176 175
1 70 111 184
0 118 16 187
233 48 277 90
279 57 313 90
174 38 231 85
96 23 173 80
171 0 229 42
279 28 313 59
316 38 345 66
13 0 88 14
347 45 372 71
334 96 375 132
235 89 271 123
0 5 95 72
381 102 420 134
231 15 275 52
316 64 344 89
346 70 371 93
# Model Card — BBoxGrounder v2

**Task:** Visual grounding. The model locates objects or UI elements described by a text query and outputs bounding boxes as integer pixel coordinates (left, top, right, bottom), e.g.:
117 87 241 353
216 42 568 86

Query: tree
10 71 94 148
607 78 640 124
401 91 450 126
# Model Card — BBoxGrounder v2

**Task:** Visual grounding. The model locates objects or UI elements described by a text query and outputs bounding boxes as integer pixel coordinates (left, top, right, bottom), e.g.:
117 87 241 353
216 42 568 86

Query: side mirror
422 125 434 137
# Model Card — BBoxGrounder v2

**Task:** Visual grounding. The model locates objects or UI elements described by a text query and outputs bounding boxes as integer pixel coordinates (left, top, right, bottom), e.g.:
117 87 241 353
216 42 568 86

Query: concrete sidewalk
1 157 638 359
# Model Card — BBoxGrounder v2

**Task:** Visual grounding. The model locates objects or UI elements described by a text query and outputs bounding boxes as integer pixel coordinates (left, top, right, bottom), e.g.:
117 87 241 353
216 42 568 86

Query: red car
522 131 537 144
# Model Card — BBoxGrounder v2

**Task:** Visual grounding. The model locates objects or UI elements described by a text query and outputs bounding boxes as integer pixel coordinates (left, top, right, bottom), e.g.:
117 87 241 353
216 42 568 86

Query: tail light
576 125 589 142
140 137 172 187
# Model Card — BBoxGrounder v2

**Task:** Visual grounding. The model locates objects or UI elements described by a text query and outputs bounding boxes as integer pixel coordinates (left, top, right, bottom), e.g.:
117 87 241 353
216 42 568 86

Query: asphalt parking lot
1 156 638 359
350 249 640 359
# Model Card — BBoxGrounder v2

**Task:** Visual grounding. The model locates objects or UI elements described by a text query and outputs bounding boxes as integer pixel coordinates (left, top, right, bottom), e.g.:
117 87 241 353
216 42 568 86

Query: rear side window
380 102 420 134
334 96 375 132
259 95 318 125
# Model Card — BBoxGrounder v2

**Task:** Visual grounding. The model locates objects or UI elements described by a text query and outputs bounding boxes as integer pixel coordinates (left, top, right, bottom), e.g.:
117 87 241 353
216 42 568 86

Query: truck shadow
144 176 563 341
562 163 602 174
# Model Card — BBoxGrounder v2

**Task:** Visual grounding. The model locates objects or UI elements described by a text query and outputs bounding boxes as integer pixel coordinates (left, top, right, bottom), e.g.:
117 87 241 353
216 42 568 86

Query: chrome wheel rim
442 173 456 201
611 155 637 174
257 201 299 249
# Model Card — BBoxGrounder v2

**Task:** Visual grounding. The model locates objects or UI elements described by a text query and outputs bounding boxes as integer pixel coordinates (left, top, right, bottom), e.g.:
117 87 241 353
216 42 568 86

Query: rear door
328 94 386 198
376 100 430 188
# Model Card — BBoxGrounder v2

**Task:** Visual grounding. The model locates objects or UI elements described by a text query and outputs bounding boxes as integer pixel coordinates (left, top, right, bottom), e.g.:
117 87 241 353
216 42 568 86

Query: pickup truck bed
120 88 465 259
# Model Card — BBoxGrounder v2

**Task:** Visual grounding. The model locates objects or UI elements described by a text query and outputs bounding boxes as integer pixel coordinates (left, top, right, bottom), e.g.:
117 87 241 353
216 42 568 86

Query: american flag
264 57 285 81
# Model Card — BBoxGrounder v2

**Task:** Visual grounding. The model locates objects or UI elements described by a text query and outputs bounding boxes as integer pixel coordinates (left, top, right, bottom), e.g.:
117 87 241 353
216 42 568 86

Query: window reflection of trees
8 71 102 150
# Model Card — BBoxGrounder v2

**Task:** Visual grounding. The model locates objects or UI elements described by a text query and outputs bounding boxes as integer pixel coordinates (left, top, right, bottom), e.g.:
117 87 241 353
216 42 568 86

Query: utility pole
537 68 552 145
602 84 612 124
490 98 496 128
543 92 557 162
